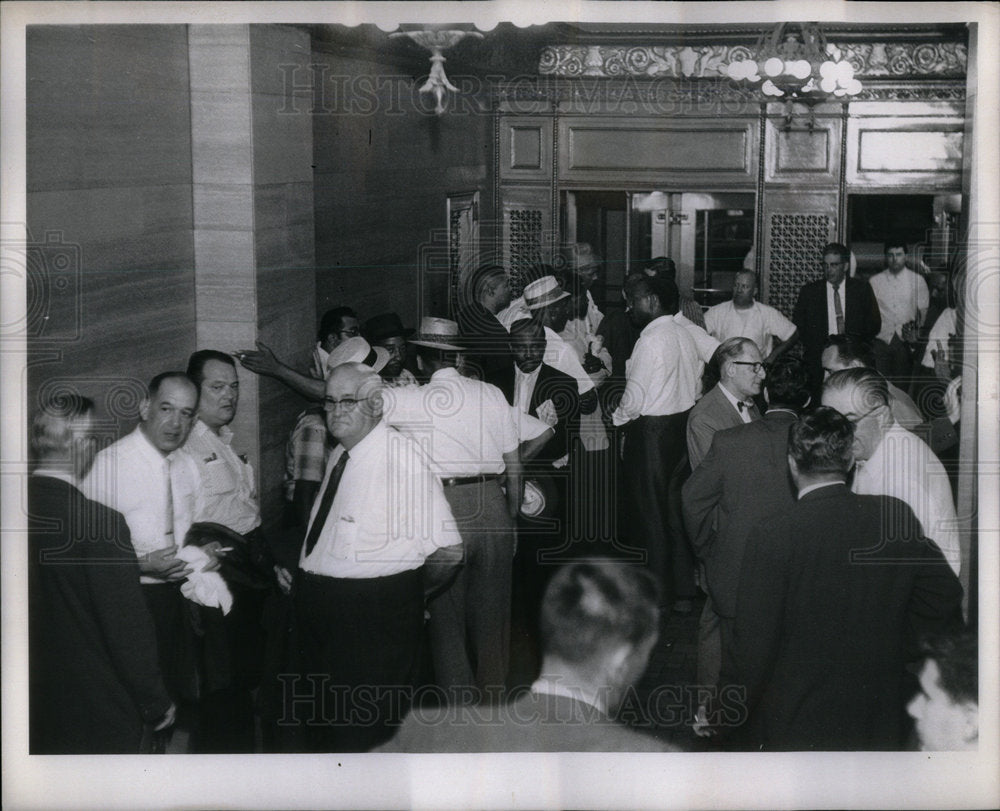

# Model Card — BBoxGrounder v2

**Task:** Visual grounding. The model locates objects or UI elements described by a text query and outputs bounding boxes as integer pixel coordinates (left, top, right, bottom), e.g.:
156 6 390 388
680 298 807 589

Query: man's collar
718 382 752 411
797 480 847 499
31 469 78 487
530 677 607 715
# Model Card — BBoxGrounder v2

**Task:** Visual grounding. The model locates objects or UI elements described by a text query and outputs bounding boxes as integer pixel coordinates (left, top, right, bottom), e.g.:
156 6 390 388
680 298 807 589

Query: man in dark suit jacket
793 242 881 396
375 561 676 752
28 394 174 753
487 317 581 468
722 408 963 751
682 358 809 716
456 263 514 379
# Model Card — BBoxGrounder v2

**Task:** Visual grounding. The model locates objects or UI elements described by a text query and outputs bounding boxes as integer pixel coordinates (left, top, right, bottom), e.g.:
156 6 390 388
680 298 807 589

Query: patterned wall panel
507 208 544 295
767 213 833 318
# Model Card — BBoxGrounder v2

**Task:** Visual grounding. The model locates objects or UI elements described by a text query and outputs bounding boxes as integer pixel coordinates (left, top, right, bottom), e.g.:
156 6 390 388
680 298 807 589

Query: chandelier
390 29 484 115
726 22 863 129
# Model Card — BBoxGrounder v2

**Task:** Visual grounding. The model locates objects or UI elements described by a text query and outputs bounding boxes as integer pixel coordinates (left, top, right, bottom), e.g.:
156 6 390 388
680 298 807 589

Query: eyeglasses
844 404 883 425
322 396 368 412
731 361 765 374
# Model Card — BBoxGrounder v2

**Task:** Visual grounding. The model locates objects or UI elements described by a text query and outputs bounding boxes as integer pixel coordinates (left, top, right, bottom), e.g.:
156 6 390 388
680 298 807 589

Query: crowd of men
28 239 976 754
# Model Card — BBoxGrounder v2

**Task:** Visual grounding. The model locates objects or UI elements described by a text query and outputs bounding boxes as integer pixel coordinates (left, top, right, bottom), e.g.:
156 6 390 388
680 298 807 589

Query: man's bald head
324 362 384 449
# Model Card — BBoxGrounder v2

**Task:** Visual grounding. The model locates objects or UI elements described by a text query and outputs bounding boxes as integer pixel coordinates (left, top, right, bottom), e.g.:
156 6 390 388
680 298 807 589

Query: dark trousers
191 582 268 753
623 412 689 604
430 480 515 697
141 582 198 705
874 334 913 387
291 568 424 752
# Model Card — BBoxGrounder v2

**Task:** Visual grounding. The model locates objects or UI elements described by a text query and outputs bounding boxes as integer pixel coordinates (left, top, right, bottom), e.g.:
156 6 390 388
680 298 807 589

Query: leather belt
441 474 501 488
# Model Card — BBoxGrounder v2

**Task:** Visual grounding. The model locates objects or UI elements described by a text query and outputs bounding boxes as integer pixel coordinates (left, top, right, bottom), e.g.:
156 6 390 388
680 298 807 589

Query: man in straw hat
381 316 522 697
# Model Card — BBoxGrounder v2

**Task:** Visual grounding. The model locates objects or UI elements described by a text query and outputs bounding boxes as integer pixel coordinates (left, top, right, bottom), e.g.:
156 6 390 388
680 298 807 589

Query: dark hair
186 349 236 389
640 256 678 282
764 357 811 409
317 306 357 343
822 242 851 264
920 631 978 705
788 406 855 477
823 334 877 370
884 240 908 255
30 392 95 458
540 561 660 666
624 273 678 315
147 372 198 404
823 366 890 411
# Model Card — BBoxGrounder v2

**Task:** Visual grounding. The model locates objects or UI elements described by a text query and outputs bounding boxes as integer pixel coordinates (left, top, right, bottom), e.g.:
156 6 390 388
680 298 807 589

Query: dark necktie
303 450 350 558
832 284 845 334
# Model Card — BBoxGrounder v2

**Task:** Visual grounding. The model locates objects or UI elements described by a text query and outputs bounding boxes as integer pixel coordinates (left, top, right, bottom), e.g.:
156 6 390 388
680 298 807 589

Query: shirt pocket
201 458 238 496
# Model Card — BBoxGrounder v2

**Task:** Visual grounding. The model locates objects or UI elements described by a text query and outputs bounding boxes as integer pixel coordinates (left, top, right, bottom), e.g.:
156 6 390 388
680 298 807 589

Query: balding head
324 362 384 449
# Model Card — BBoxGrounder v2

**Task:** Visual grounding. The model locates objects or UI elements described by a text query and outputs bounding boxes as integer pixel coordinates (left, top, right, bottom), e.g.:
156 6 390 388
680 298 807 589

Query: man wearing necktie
290 363 463 752
687 337 766 471
793 242 881 399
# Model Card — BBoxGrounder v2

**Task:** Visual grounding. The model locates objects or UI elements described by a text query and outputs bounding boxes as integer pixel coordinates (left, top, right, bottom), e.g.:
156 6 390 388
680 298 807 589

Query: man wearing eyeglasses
291 362 463 752
821 366 960 576
686 337 766 471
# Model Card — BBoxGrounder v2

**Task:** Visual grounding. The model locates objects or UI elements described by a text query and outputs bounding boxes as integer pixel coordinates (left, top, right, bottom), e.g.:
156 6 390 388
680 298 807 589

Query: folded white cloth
176 545 233 615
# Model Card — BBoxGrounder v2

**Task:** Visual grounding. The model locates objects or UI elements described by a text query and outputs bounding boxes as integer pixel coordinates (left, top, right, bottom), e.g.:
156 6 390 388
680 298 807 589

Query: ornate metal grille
508 208 543 296
767 213 832 317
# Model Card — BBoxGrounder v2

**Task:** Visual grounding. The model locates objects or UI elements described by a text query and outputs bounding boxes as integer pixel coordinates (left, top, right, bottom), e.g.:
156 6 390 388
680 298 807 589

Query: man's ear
138 397 150 423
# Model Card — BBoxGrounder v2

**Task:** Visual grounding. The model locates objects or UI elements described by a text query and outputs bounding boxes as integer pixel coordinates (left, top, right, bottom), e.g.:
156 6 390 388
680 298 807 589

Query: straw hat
523 276 571 310
325 336 390 376
407 317 465 352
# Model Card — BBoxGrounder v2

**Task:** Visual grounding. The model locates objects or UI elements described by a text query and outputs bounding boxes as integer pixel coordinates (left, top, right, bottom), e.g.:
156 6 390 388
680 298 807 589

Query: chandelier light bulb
761 79 783 96
727 61 744 79
846 78 863 95
820 76 838 93
792 60 811 80
819 61 837 80
764 57 784 77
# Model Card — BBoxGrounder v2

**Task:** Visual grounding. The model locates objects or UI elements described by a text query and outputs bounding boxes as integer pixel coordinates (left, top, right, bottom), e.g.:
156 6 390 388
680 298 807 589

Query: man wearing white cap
381 317 522 697
283 337 389 527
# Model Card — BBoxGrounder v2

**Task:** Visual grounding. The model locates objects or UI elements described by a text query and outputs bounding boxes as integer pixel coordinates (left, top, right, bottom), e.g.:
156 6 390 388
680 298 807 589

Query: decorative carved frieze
538 42 966 80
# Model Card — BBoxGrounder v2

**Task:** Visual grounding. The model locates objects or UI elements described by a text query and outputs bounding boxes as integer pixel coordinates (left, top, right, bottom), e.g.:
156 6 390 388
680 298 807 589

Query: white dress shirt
382 367 519 476
852 421 960 575
703 300 796 356
543 327 596 395
184 419 261 536
869 267 929 342
299 422 463 579
921 307 957 369
612 314 700 425
717 382 754 424
84 426 200 584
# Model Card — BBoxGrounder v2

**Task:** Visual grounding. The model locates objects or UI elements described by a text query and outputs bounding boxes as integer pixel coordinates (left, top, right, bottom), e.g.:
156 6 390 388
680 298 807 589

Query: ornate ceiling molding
538 42 967 80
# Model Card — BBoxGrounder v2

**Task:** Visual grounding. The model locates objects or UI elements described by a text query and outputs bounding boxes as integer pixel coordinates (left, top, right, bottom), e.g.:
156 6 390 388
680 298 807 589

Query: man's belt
441 474 501 488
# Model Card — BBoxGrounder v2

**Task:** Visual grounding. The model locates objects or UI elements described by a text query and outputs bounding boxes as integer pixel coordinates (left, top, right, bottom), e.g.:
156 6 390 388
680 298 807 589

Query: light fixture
389 29 484 115
726 22 863 129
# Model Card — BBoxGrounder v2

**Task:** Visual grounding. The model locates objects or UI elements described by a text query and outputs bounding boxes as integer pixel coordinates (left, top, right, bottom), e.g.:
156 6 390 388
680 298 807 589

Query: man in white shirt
868 242 929 385
561 242 605 334
184 349 289 752
293 363 463 752
704 270 798 363
382 317 521 697
822 367 960 576
612 274 701 608
85 372 213 710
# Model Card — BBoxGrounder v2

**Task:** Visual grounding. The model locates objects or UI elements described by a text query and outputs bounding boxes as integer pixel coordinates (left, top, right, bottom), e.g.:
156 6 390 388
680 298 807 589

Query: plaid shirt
284 408 330 501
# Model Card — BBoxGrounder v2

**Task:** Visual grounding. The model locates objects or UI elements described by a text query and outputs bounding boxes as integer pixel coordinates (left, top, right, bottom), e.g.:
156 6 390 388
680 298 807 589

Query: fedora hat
325 336 390 376
408 317 465 351
523 276 571 310
364 312 415 343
